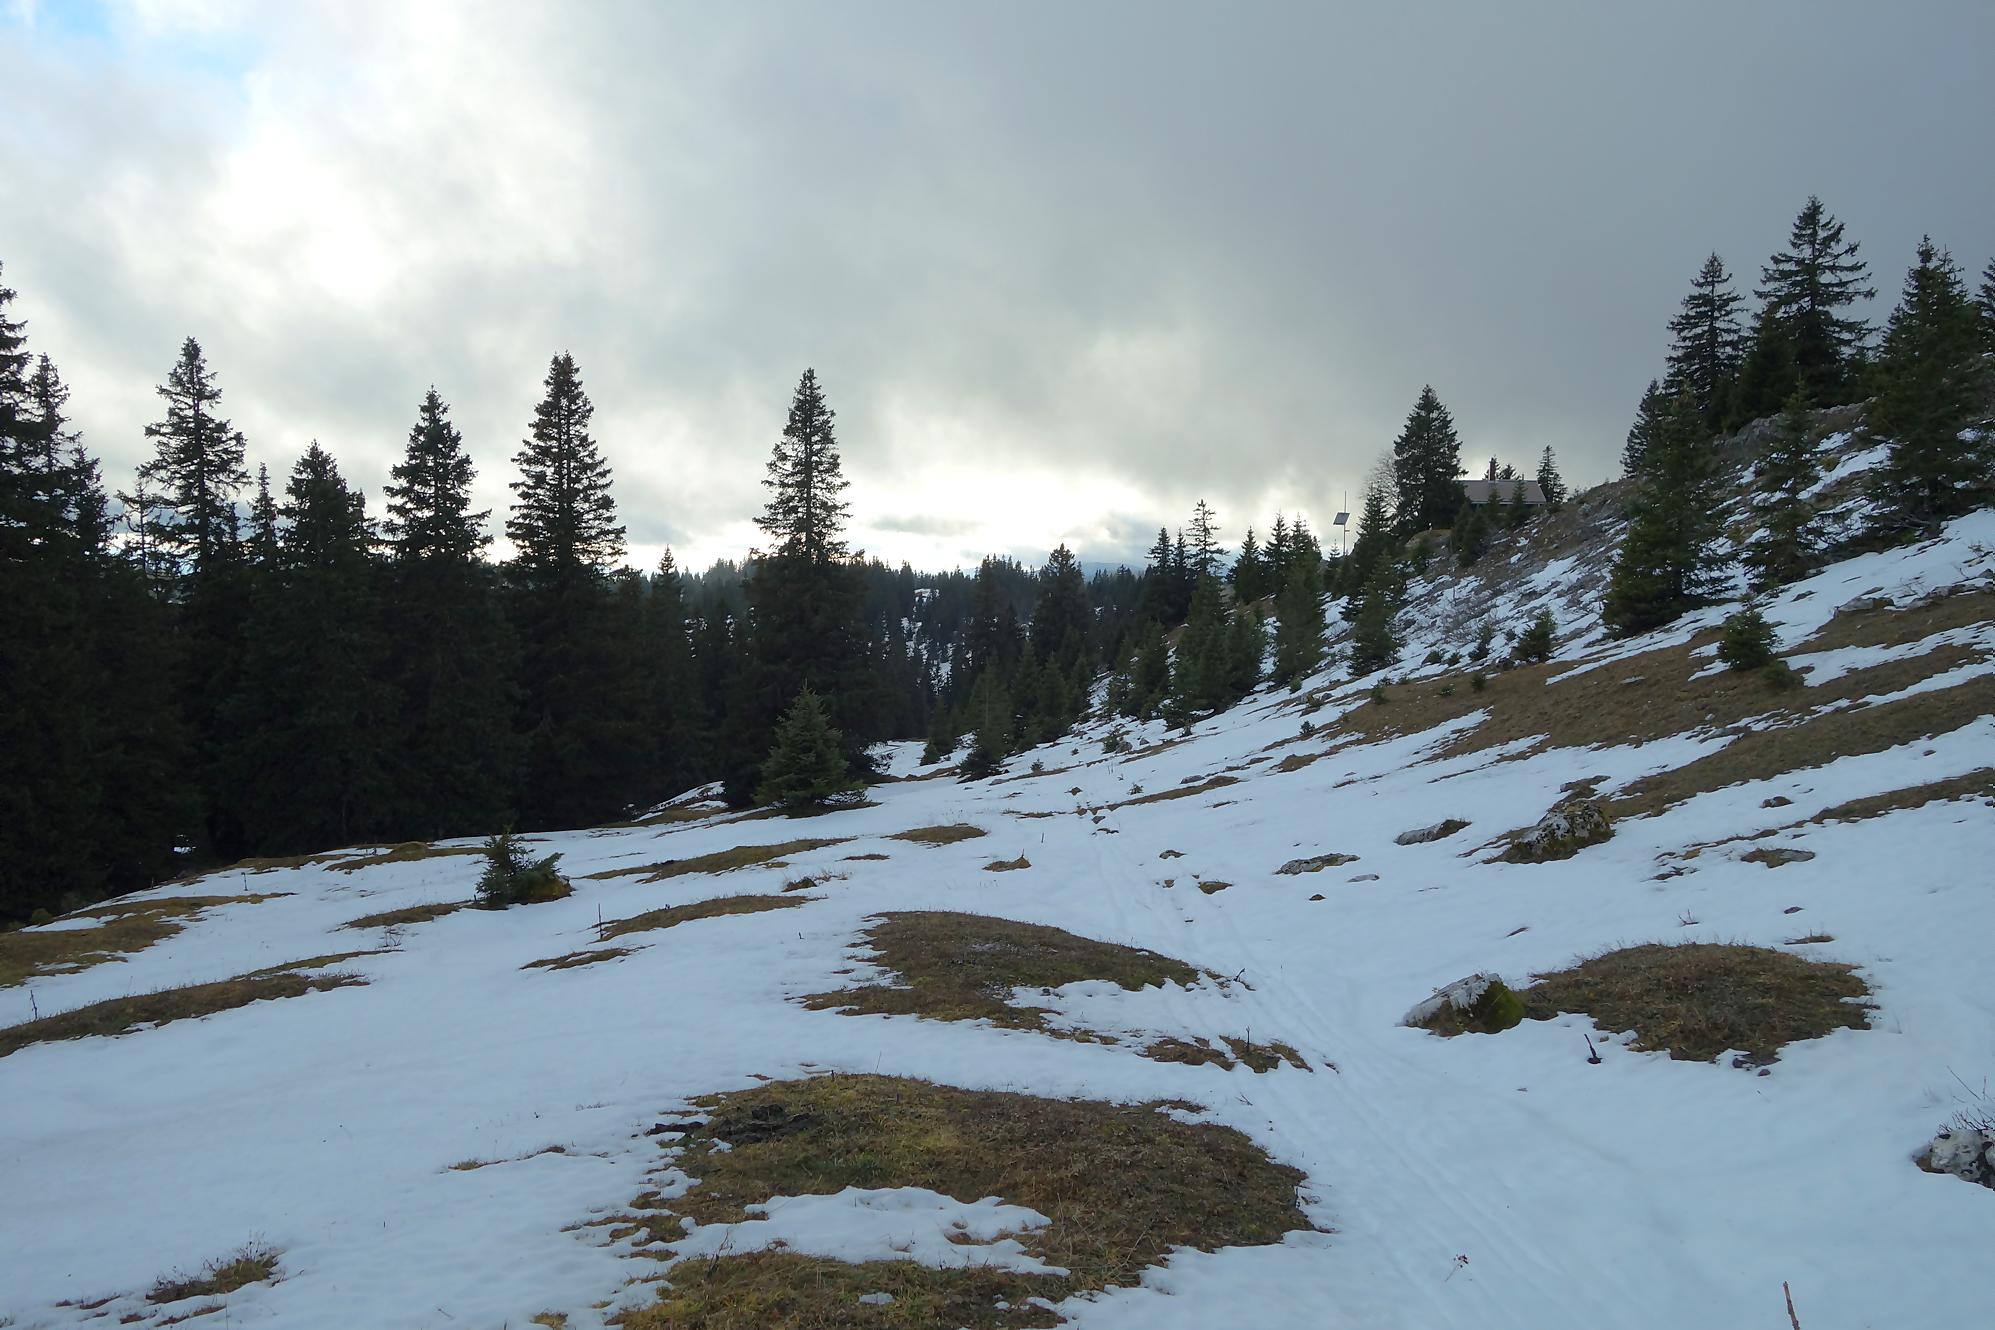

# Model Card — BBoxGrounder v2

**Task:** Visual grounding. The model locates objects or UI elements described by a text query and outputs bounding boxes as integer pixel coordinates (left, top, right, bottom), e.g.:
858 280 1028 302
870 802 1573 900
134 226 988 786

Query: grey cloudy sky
3 1 1991 571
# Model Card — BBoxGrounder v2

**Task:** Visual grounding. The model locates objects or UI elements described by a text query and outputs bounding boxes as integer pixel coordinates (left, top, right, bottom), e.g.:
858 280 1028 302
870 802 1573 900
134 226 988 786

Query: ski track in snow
3 506 1994 1329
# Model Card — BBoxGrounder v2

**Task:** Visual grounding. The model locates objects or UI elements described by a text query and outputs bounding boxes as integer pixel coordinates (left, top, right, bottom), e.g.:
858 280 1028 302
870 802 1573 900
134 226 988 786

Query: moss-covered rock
1404 973 1526 1036
1504 798 1612 863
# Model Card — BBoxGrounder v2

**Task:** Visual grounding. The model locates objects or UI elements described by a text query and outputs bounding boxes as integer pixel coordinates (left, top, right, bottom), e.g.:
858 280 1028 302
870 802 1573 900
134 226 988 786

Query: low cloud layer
4 1 1990 569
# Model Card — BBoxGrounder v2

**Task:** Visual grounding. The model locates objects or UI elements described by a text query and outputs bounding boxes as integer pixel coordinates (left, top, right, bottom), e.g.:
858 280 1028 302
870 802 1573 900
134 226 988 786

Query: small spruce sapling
1512 609 1556 664
476 830 568 908
1717 608 1779 672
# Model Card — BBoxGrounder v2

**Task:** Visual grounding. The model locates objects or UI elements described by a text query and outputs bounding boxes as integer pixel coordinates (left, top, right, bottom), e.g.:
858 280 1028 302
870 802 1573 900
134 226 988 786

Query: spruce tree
1167 575 1230 715
1187 500 1222 579
1976 258 1995 356
1536 445 1566 510
755 688 860 808
1224 603 1264 698
1391 386 1465 533
1128 625 1170 719
957 670 1014 779
1231 527 1267 603
639 551 701 796
1743 385 1822 588
1271 557 1325 688
230 443 389 853
1452 499 1489 568
1347 562 1403 676
734 369 874 802
1602 391 1729 635
137 337 252 855
1727 305 1801 430
1665 254 1746 431
1868 238 1990 529
1341 477 1396 620
382 387 519 839
507 353 641 828
1028 543 1090 673
1622 380 1669 478
1755 197 1875 405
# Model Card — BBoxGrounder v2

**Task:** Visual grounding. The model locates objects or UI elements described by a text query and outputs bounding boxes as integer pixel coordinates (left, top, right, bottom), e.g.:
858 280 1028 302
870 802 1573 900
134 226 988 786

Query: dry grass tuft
1520 942 1870 1063
584 839 847 884
888 824 987 846
523 946 639 972
339 899 472 930
615 1074 1310 1330
983 856 1032 872
1195 879 1232 894
598 894 813 942
147 1244 279 1305
803 911 1205 1036
0 966 366 1059
1 895 285 989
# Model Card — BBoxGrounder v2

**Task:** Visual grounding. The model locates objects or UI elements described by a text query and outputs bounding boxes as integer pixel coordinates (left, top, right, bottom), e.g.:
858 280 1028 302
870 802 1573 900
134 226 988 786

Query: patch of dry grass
148 1244 279 1305
1519 942 1870 1063
983 856 1031 872
522 946 640 972
803 911 1205 1036
1142 1035 1310 1072
888 824 987 846
597 894 814 942
0 966 366 1059
583 839 848 884
1808 769 1995 824
339 899 473 930
1110 774 1241 808
614 1074 1309 1330
1 894 285 989
326 841 482 873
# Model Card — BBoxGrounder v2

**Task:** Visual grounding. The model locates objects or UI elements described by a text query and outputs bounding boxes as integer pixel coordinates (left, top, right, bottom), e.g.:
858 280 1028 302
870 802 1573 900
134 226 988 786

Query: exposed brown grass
1195 879 1231 894
1792 586 1995 653
598 894 813 942
1520 942 1870 1063
584 839 848 884
339 899 472 930
1809 769 1995 824
888 823 987 846
1143 1035 1310 1072
523 946 640 971
803 911 1205 1035
614 1074 1310 1330
327 841 482 873
983 856 1032 872
1110 774 1241 809
1 894 285 990
0 966 366 1059
1610 678 1991 819
148 1244 280 1305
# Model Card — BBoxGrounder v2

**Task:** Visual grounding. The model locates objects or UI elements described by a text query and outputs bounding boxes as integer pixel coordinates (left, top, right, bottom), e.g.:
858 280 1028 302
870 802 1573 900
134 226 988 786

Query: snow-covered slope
4 462 1993 1329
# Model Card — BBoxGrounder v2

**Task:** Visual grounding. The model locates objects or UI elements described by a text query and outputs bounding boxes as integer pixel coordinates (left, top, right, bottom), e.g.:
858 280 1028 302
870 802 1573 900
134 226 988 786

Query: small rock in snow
1277 853 1360 874
858 1292 895 1306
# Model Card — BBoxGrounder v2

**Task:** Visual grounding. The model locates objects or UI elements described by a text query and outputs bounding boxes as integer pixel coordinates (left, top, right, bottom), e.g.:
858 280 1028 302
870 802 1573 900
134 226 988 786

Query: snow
669 1187 1064 1276
5 502 1995 1329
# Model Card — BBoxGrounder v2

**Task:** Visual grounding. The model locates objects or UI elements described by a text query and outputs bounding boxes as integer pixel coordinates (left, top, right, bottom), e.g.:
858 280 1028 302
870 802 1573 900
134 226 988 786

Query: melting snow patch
669 1187 1066 1275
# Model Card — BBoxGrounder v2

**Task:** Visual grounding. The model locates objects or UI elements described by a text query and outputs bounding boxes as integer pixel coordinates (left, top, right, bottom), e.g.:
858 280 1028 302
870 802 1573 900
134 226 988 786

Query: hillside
3 437 1993 1329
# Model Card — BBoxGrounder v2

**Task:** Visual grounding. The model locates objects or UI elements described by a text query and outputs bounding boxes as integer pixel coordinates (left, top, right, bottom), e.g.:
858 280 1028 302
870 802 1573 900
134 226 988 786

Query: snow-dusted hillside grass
4 469 1993 1328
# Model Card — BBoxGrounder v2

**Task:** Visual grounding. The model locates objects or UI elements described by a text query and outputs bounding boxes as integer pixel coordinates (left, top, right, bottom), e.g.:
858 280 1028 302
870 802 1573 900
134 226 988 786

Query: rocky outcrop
1920 1126 1995 1188
1404 973 1525 1035
1504 799 1612 863
1396 818 1470 845
1276 853 1359 875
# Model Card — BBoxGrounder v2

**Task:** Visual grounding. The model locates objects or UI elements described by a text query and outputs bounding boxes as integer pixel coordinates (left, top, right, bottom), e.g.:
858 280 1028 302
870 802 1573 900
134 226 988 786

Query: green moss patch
613 1074 1310 1330
584 839 848 884
1520 942 1870 1063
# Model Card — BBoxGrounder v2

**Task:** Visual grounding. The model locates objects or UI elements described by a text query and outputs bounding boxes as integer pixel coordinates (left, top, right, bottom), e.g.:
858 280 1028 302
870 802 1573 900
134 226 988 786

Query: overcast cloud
3 0 1990 570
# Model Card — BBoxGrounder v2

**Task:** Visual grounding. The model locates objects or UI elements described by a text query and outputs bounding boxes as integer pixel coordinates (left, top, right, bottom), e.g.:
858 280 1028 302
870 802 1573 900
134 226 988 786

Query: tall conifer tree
1665 254 1746 431
1603 392 1729 635
1868 238 1990 529
1391 386 1465 534
1755 197 1875 405
383 387 519 838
